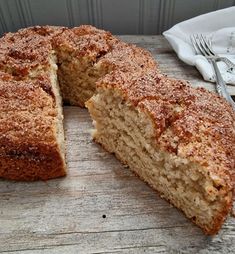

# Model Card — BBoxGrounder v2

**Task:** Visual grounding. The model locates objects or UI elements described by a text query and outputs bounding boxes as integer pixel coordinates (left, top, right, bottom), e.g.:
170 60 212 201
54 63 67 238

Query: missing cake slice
86 70 235 235
53 25 157 107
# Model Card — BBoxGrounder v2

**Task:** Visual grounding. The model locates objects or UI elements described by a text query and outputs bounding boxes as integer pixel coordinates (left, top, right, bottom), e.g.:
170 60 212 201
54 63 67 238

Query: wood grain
0 36 234 254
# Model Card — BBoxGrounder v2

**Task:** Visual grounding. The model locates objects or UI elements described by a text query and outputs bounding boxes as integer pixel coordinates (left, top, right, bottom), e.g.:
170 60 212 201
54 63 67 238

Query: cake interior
0 25 232 233
48 53 66 164
56 49 107 107
86 87 231 234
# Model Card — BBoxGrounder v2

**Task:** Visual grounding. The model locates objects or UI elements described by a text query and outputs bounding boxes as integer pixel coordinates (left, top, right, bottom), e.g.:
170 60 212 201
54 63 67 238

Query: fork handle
211 60 235 111
218 57 235 71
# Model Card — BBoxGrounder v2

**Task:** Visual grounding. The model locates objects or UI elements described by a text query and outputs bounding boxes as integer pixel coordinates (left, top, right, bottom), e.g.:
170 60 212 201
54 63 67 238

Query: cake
0 72 65 180
53 25 157 106
0 26 66 180
0 25 234 234
86 69 235 234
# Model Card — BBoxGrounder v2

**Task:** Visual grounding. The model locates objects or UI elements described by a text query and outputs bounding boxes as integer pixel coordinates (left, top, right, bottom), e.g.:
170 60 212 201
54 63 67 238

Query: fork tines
190 34 215 57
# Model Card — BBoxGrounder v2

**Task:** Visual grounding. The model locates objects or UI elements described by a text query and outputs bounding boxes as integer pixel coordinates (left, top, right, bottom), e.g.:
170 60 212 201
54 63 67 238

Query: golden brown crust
19 25 66 37
53 25 119 61
97 70 235 181
0 26 65 78
0 149 66 181
96 70 235 234
53 25 158 74
0 24 233 234
0 75 66 180
96 41 158 73
0 24 156 182
92 126 231 235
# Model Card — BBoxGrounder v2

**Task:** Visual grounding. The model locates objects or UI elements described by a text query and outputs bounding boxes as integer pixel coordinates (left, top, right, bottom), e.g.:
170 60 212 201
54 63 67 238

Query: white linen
163 7 235 85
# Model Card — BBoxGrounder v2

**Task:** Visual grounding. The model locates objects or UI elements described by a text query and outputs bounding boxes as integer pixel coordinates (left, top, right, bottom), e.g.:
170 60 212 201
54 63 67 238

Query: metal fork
191 34 235 111
202 38 235 73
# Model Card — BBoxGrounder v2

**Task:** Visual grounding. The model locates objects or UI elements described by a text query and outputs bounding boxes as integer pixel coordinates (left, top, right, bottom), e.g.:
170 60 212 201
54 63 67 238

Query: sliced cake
86 70 235 234
0 72 66 180
53 25 157 106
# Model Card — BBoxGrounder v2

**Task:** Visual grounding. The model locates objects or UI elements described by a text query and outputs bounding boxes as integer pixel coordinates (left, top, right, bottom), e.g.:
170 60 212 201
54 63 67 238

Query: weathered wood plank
0 36 234 254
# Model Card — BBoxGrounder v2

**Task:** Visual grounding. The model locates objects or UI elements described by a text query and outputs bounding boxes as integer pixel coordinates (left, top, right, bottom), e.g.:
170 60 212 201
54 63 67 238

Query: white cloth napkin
163 7 235 85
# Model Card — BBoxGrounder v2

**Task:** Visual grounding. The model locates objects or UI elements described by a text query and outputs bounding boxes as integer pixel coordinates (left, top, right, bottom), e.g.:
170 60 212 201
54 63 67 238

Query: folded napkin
163 7 235 85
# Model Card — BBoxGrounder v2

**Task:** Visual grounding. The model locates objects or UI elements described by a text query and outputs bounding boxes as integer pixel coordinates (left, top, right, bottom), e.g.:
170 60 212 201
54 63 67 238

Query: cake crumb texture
0 25 234 235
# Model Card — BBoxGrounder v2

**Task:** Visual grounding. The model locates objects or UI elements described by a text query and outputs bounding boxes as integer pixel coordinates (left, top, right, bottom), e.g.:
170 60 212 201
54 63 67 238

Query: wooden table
0 36 234 254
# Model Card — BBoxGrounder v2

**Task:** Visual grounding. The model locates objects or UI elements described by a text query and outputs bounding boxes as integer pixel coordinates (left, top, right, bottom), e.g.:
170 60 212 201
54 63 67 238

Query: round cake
0 25 234 235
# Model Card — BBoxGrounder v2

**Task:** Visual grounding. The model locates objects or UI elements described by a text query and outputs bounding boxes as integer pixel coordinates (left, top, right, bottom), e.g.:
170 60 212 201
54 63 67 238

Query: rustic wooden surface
0 36 234 254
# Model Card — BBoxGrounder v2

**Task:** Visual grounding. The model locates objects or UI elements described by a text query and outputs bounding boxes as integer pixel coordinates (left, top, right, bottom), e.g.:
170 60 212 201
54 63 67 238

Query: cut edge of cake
86 70 234 235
